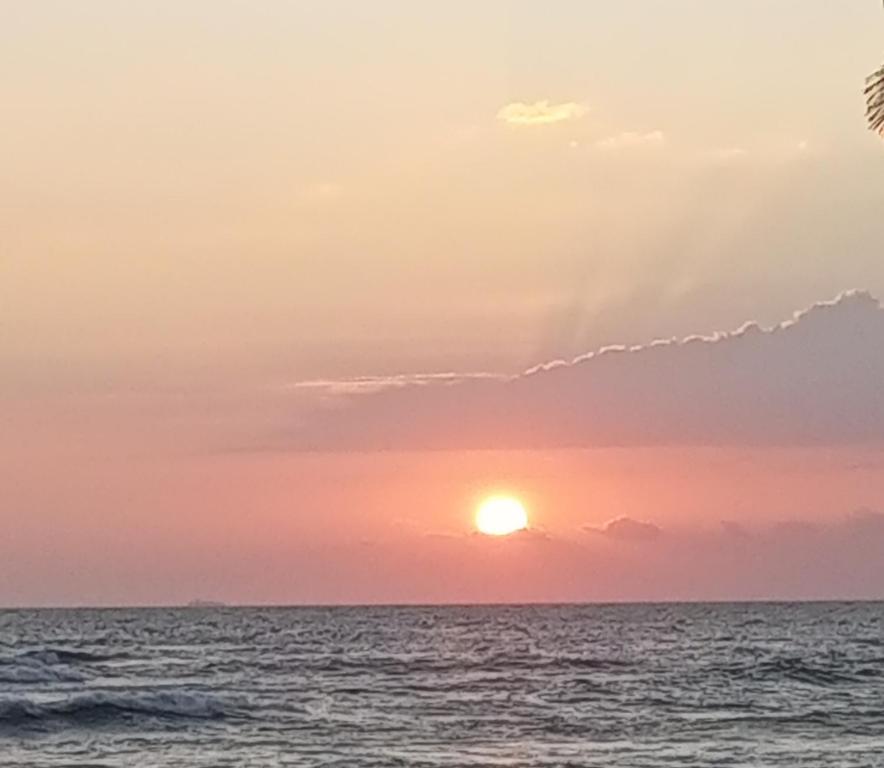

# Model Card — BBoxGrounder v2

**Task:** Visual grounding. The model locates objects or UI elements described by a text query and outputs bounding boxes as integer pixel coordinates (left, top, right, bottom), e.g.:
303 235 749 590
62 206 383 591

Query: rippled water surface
1 603 883 766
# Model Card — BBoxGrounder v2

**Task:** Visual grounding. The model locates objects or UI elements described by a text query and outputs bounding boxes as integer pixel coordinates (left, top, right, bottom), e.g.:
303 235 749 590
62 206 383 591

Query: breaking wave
0 647 124 684
0 691 238 726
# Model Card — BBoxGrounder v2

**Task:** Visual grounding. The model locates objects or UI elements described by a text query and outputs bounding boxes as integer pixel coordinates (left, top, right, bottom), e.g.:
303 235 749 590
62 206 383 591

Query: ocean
1 602 882 766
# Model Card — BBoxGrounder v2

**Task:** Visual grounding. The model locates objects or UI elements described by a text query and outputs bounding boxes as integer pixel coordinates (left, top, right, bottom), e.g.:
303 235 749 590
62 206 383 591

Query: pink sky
2 293 883 606
2 2 884 605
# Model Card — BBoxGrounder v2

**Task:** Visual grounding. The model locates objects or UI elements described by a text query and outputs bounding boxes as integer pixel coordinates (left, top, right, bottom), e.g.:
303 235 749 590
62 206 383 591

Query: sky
2 1 884 605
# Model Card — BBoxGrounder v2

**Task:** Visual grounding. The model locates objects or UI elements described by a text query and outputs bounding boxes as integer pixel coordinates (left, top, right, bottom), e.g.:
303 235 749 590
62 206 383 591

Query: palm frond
867 63 884 135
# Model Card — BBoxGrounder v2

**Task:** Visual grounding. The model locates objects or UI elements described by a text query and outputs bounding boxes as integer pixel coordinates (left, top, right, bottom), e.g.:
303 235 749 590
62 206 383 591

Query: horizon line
4 596 884 611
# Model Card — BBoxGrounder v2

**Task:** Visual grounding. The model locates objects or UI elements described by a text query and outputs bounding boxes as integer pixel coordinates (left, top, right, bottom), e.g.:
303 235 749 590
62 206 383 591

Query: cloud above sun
286 291 884 451
497 100 588 126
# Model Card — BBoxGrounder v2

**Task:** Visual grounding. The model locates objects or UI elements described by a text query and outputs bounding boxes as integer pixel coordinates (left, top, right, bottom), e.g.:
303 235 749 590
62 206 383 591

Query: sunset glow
5 4 884 761
476 496 529 536
1 2 883 609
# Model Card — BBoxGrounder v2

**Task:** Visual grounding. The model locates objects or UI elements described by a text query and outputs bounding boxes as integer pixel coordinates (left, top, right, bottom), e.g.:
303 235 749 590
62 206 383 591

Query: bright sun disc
476 496 528 536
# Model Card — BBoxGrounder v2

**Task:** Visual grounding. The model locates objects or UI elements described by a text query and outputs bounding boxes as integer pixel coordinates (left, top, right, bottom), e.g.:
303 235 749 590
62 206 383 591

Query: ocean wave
0 647 120 684
306 653 632 676
0 662 85 684
722 655 865 686
17 648 127 665
0 691 239 726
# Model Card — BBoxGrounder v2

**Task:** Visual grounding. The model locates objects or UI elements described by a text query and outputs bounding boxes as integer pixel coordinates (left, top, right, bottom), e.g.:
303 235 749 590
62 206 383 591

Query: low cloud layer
497 100 588 126
587 517 663 541
571 509 884 601
289 291 884 451
583 509 884 550
346 509 884 603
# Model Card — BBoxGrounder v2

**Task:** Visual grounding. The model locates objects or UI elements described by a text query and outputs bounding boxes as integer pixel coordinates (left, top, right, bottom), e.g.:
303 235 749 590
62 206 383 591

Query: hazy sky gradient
2 2 883 605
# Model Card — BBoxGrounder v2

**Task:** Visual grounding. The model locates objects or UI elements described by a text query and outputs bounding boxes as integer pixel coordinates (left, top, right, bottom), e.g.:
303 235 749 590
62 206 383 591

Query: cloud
286 291 884 451
425 526 552 543
719 520 751 540
497 100 588 126
698 511 884 551
843 507 884 536
619 509 884 600
290 372 504 397
594 130 665 151
586 517 662 541
513 526 553 542
371 509 884 602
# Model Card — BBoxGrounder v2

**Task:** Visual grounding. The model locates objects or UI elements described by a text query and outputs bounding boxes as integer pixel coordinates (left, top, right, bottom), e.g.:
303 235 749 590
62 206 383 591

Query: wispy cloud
497 100 588 126
290 372 505 397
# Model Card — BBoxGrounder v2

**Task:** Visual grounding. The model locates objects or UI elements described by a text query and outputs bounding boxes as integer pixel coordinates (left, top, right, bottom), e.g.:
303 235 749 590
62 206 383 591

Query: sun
475 496 529 536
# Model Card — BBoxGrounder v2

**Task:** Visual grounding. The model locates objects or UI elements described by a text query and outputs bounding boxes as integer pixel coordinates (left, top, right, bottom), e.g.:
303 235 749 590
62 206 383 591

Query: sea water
1 603 883 766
